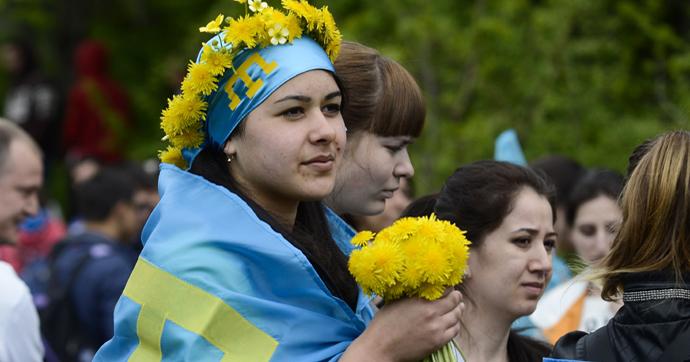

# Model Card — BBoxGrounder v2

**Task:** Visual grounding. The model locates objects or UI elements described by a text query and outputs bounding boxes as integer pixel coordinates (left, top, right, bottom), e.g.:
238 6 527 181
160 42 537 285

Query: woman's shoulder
550 330 587 359
551 327 615 361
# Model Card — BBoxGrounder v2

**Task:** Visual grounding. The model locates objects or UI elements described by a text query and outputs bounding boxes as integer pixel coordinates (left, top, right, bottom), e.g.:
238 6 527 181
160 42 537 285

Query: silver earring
227 155 234 163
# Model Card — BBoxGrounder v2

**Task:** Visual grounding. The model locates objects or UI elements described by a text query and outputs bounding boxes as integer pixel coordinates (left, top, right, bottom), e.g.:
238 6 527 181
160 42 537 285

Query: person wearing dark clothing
1 41 61 165
52 231 137 346
48 167 139 360
551 131 690 362
62 40 132 163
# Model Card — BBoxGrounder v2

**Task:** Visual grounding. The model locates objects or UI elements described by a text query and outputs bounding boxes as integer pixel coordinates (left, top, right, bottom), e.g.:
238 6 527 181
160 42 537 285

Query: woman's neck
454 301 513 362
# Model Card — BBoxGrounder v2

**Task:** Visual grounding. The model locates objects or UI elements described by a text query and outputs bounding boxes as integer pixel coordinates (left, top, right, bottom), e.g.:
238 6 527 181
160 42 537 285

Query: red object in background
62 39 132 163
0 245 21 272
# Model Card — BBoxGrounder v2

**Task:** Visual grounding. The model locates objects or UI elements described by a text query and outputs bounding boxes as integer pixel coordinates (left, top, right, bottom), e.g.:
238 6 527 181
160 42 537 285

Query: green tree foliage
2 0 689 194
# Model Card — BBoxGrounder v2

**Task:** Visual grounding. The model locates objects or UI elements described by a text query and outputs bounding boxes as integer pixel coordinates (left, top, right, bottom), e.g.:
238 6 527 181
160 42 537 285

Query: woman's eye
385 144 404 153
606 223 619 235
512 237 531 248
322 103 341 116
544 239 556 252
578 224 596 237
281 107 304 119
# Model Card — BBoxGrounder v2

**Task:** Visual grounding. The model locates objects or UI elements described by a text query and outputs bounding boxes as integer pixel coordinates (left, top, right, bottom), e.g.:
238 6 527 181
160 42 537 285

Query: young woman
530 169 623 343
435 160 555 362
94 4 462 361
552 130 690 361
325 41 423 231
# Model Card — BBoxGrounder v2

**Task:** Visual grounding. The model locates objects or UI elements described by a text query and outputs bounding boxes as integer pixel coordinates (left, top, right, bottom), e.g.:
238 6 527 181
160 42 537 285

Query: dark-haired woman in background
530 169 623 343
552 130 690 361
435 160 555 361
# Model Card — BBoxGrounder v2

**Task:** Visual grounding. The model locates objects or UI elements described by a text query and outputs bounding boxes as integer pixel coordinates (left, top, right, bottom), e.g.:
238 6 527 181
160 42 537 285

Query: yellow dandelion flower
399 261 424 290
282 0 320 31
417 283 446 301
351 230 374 248
390 217 419 239
369 243 404 286
348 242 404 295
420 241 451 284
158 146 187 169
318 6 341 60
201 45 233 76
181 62 218 96
384 282 407 301
160 94 207 136
285 13 303 42
225 15 262 49
348 249 380 295
199 14 224 33
169 128 205 149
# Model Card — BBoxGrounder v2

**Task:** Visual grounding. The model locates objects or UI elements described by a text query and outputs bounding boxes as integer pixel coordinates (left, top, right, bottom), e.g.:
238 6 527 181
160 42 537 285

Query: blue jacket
95 164 374 361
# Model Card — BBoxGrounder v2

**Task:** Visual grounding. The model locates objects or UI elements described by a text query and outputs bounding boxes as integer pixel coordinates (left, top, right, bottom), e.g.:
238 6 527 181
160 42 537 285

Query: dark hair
190 146 359 310
565 169 624 226
400 193 438 218
118 161 158 191
435 161 555 360
530 155 585 207
627 138 654 177
334 41 425 138
74 167 135 221
435 160 556 246
507 330 551 361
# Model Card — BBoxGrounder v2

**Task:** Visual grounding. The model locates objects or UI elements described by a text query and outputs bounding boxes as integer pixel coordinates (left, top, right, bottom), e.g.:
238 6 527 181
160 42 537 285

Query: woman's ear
223 139 237 159
463 266 472 280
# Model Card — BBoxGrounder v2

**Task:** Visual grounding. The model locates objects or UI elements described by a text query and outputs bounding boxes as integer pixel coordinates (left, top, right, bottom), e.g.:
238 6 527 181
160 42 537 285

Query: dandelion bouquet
348 214 471 361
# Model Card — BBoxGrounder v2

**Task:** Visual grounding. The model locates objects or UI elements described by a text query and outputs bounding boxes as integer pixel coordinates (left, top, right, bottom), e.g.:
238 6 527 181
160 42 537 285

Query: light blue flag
494 128 528 166
94 164 374 361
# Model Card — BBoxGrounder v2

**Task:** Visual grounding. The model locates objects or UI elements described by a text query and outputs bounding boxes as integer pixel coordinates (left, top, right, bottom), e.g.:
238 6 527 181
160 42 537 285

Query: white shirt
0 261 44 362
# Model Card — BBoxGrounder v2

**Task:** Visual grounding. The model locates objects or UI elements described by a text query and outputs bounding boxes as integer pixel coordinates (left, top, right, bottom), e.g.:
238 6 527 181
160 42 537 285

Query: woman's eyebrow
274 95 311 104
324 91 341 100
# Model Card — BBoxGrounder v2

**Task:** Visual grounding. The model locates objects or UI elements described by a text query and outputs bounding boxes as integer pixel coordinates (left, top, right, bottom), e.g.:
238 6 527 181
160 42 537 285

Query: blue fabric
183 36 335 167
549 254 572 290
95 164 374 361
494 128 527 166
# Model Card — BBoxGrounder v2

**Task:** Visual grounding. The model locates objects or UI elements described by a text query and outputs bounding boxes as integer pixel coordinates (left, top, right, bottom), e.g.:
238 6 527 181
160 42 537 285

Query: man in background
0 118 44 361
47 167 139 361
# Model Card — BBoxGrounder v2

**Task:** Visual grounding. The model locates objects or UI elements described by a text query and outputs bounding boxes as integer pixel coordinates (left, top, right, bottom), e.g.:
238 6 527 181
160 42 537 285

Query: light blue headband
182 35 335 167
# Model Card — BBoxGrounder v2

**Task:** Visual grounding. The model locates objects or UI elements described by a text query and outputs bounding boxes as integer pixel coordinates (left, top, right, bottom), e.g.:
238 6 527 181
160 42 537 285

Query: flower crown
159 0 342 169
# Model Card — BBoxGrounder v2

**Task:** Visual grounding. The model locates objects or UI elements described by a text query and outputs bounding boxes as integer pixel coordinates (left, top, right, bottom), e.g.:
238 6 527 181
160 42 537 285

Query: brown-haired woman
435 160 555 362
325 41 424 230
552 130 690 361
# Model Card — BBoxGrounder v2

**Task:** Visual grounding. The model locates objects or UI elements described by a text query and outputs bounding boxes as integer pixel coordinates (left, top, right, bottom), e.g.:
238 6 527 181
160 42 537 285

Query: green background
2 0 689 195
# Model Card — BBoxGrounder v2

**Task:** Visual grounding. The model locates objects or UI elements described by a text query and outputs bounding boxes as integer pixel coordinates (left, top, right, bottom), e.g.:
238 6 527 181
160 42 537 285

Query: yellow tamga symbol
225 53 278 110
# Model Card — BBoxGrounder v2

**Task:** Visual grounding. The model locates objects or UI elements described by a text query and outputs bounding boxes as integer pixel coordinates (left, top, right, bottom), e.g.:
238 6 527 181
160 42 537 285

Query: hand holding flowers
348 214 471 361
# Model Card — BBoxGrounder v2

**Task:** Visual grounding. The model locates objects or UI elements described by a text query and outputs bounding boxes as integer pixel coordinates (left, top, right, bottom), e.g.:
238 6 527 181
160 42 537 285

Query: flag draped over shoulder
94 164 374 361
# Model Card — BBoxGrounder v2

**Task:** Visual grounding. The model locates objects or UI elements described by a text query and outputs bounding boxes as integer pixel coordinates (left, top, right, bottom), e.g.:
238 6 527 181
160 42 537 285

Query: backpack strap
47 241 95 303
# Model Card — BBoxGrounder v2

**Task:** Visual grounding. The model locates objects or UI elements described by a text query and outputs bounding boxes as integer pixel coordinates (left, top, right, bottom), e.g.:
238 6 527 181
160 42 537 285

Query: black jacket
551 272 690 362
